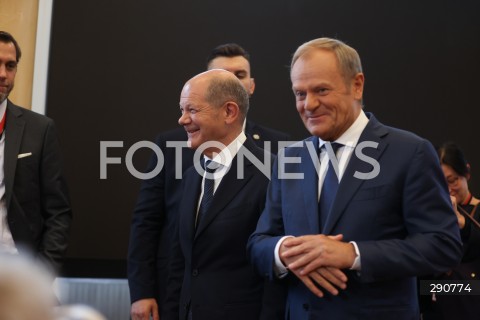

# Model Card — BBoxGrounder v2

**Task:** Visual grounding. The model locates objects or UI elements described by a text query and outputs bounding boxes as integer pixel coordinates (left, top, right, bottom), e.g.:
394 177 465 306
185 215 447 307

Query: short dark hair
206 43 250 67
0 31 22 62
437 142 470 177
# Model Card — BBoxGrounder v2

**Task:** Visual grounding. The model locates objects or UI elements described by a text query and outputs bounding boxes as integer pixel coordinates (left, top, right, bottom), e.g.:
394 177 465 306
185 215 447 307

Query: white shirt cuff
274 236 293 278
349 241 361 270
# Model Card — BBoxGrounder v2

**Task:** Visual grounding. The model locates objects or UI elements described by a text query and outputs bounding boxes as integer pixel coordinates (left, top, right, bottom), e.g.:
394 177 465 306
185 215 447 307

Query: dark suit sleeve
358 139 463 282
127 135 166 302
161 190 184 320
161 233 183 320
248 154 286 280
38 120 72 270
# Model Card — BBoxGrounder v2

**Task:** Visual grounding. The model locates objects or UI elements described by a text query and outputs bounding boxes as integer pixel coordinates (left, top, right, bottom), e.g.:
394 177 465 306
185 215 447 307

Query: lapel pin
253 134 260 140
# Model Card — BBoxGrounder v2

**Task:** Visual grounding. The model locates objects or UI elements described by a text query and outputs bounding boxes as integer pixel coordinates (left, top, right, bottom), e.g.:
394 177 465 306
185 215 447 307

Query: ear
223 101 240 124
249 78 256 96
352 73 364 100
466 163 471 180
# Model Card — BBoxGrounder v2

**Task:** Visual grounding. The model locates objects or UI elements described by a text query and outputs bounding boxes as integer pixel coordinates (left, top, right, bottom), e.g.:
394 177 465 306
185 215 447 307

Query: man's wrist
274 236 293 277
349 241 361 270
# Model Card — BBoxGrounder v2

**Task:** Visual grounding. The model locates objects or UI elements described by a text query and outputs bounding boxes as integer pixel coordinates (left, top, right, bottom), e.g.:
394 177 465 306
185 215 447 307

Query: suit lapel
4 102 25 210
194 140 257 239
181 165 203 250
322 115 389 234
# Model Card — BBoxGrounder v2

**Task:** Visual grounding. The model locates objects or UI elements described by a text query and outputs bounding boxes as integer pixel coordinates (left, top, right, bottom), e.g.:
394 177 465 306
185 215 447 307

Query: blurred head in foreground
0 253 56 320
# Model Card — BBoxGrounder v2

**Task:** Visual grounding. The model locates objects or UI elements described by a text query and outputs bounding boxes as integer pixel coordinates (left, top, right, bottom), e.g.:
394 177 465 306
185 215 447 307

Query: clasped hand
280 234 355 298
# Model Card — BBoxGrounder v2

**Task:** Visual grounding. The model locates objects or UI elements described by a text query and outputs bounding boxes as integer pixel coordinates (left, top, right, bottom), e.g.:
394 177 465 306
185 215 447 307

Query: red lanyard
0 111 5 135
462 192 473 206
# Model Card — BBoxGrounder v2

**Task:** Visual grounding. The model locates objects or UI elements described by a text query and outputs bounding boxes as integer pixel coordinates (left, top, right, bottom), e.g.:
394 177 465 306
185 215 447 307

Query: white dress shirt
0 99 18 254
196 131 247 220
274 111 369 276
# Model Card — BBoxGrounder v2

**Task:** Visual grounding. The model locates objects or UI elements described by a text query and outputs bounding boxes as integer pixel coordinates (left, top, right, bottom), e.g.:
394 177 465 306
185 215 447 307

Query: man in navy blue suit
128 43 290 320
247 38 463 320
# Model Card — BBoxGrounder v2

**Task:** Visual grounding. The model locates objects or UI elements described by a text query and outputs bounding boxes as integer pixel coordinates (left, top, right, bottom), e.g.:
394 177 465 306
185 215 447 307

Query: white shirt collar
318 110 369 149
203 131 247 169
0 99 7 121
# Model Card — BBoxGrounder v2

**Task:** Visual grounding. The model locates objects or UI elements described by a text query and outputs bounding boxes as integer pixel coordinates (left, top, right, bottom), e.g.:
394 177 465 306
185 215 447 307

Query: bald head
179 69 249 153
185 69 249 119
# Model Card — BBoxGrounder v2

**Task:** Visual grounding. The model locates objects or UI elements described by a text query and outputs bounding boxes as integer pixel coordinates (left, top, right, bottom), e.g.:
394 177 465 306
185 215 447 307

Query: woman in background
430 142 480 319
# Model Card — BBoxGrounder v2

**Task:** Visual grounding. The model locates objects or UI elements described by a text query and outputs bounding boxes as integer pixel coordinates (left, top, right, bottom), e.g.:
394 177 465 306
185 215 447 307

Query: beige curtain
0 0 40 110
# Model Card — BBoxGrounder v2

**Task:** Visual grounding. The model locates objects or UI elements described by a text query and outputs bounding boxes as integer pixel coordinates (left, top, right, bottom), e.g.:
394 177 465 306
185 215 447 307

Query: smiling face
178 70 243 157
178 80 224 152
441 163 470 204
291 49 364 141
0 41 17 104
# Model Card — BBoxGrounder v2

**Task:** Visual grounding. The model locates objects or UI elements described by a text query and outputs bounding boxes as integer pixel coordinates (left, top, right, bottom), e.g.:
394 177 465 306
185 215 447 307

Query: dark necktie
197 160 217 228
319 142 342 230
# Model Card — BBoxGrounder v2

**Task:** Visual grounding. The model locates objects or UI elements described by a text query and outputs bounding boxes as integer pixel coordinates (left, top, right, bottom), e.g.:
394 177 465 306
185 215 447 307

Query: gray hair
205 76 249 121
291 37 363 86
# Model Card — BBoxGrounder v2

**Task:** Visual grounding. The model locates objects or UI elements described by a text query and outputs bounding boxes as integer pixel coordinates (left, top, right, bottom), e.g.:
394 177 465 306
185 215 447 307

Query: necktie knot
321 142 342 156
204 160 220 174
321 142 342 181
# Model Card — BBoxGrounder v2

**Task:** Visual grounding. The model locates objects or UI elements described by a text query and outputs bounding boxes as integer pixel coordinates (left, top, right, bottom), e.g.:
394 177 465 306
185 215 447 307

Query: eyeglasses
446 175 460 187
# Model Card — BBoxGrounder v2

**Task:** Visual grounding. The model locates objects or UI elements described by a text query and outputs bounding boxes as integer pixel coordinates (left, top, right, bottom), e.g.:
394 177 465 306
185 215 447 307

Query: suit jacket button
192 269 199 277
302 303 309 311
